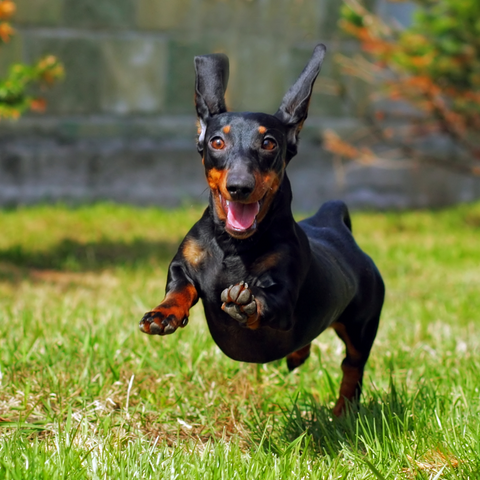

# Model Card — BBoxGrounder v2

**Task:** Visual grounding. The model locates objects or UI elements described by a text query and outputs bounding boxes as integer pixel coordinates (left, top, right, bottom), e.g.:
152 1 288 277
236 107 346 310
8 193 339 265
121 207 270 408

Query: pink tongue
226 201 260 230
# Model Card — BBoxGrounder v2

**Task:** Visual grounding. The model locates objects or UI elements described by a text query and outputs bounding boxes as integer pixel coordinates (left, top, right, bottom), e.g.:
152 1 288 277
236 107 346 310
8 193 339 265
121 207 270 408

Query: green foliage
400 0 480 94
328 0 480 176
0 0 63 119
0 56 64 118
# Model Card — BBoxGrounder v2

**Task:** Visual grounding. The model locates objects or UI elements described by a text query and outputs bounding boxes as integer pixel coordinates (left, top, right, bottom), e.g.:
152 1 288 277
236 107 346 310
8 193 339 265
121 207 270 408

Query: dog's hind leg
331 313 380 416
286 343 311 371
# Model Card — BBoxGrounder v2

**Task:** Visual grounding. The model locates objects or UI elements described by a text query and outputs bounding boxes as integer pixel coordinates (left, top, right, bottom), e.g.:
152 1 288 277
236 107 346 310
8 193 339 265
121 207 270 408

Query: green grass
0 201 479 479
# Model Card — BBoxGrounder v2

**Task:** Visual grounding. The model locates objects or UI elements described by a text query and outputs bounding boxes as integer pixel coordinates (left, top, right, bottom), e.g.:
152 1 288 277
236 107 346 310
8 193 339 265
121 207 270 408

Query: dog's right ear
194 54 230 151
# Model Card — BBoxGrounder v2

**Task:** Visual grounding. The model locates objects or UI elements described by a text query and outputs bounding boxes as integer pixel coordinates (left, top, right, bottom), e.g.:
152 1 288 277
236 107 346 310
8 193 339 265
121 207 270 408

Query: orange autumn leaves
326 0 480 176
0 0 15 42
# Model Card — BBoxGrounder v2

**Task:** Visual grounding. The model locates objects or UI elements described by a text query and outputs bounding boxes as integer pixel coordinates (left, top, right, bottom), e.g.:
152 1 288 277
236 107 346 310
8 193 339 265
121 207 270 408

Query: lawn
0 202 479 479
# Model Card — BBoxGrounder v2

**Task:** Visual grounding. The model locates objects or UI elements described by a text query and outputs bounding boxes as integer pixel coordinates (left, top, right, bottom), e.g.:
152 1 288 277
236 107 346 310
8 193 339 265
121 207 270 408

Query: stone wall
4 0 354 117
1 0 479 210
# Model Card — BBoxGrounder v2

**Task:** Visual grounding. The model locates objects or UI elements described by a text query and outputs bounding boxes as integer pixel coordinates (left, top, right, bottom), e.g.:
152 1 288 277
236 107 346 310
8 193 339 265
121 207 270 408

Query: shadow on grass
0 238 179 274
250 381 416 457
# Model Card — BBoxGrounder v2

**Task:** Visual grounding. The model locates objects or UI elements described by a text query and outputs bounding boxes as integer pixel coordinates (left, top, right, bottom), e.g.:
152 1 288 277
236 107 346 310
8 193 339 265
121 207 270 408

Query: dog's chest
196 252 249 293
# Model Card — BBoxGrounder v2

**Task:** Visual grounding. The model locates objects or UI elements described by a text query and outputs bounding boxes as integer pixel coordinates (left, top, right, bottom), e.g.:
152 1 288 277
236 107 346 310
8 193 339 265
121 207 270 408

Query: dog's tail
310 200 352 232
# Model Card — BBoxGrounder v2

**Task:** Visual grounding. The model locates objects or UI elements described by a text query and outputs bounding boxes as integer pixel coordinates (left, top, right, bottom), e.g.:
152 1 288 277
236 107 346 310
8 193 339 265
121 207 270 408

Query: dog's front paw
139 309 189 336
221 281 258 327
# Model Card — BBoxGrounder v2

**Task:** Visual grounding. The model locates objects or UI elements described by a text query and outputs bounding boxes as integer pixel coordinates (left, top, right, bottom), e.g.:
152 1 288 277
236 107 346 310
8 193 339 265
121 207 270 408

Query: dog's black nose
226 172 255 200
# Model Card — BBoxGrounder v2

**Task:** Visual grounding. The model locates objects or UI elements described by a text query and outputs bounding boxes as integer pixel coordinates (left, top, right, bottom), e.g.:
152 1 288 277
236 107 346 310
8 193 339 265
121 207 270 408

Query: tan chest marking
183 238 207 268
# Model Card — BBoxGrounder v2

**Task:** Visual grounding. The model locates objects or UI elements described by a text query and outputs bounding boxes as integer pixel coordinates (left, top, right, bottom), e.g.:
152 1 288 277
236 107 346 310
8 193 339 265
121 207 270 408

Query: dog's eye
210 137 226 150
261 138 277 151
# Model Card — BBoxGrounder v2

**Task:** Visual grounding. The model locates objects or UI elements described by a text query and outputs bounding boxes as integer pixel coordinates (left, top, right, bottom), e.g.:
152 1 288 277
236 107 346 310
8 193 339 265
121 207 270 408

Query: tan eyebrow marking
258 126 267 134
222 125 231 134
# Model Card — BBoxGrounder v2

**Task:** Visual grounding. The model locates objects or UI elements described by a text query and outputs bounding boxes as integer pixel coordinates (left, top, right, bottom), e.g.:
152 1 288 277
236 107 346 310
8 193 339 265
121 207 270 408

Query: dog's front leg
140 263 198 336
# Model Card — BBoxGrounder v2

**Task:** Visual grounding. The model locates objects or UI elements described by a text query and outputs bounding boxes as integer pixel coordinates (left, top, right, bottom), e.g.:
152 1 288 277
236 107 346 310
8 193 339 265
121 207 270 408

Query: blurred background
1 0 479 211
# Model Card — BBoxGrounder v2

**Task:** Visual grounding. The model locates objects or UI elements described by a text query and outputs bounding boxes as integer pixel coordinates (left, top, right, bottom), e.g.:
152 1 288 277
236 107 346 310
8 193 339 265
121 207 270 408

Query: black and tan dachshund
139 44 385 416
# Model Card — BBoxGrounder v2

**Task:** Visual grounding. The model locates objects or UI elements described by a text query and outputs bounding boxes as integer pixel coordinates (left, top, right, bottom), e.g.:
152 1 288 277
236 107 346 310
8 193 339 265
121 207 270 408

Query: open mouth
220 194 261 234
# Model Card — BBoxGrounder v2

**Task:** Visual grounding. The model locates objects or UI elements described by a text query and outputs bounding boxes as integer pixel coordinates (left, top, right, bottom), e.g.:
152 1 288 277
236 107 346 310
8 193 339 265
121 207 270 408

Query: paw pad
221 281 257 324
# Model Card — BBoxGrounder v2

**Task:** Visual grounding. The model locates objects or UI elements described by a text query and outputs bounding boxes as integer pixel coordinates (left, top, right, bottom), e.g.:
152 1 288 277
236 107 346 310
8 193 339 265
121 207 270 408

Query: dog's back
300 200 384 333
299 200 385 414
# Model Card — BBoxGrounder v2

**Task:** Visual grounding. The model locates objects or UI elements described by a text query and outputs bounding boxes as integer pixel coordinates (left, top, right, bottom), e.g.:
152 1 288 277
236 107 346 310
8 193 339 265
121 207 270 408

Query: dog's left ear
194 54 230 151
275 44 326 159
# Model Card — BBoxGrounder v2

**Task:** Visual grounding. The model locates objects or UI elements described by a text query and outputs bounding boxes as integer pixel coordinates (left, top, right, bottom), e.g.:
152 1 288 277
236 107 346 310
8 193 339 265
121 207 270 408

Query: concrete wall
1 0 479 210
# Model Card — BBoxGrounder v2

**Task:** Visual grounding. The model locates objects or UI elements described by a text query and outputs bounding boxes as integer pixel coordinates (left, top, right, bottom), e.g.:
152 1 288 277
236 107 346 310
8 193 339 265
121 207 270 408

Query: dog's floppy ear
194 54 230 149
275 44 326 158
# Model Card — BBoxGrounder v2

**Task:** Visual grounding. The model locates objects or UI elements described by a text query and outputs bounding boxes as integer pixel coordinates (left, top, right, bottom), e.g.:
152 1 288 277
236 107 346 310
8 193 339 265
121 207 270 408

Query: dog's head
194 44 325 239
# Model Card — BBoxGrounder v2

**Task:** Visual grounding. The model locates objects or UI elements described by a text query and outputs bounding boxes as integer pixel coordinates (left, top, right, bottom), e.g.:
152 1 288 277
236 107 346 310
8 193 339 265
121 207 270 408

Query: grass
0 201 479 478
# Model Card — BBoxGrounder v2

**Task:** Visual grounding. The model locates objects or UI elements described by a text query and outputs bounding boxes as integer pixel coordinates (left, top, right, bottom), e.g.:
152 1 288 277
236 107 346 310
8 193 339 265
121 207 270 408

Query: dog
139 44 385 416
